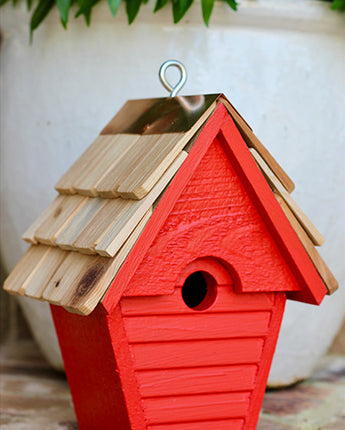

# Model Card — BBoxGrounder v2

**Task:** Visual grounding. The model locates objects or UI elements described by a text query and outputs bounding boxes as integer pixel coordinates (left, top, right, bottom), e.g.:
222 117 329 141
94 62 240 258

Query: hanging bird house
4 61 338 430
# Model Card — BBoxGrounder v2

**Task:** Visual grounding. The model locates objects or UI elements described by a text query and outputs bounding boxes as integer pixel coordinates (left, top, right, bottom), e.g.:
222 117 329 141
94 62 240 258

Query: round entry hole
182 271 217 311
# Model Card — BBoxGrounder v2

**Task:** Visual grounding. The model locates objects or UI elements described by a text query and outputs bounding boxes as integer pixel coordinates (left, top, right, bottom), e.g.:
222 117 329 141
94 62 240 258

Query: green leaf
154 0 168 13
26 0 33 10
201 0 214 26
224 0 237 12
331 0 345 11
126 0 141 24
56 0 71 28
30 0 54 41
0 0 11 7
108 0 121 16
75 0 99 25
172 0 193 23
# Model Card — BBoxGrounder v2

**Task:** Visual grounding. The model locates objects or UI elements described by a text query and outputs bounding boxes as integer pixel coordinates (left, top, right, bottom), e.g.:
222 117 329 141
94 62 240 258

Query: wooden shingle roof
4 95 338 315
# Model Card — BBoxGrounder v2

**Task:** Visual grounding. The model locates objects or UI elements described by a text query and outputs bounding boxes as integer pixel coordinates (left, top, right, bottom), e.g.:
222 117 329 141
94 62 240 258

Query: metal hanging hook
159 60 187 97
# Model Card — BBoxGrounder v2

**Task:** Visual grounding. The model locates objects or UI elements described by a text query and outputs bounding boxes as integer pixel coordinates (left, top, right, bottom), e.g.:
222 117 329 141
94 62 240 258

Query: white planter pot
1 0 344 385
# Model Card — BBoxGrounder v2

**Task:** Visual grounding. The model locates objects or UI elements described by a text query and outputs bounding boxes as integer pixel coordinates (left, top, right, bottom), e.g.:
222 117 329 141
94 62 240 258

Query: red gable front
102 103 328 314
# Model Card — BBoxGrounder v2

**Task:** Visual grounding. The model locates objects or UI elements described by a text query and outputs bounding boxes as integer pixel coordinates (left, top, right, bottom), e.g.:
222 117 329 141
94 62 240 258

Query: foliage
0 0 343 39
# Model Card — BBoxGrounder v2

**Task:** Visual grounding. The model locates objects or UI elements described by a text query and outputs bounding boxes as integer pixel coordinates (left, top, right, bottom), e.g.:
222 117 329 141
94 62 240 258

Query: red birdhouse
4 94 338 430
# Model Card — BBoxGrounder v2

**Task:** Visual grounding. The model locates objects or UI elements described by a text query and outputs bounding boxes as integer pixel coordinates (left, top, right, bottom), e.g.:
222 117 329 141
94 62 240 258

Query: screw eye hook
159 60 187 98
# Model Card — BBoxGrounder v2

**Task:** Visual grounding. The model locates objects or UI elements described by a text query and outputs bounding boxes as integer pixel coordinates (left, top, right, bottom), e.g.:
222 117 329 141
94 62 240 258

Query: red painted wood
143 392 251 425
117 133 303 303
106 306 147 430
245 293 287 429
102 103 229 314
50 304 132 430
136 365 258 397
120 287 275 316
129 338 265 370
147 419 244 430
219 113 327 304
123 311 271 343
102 103 326 309
175 257 234 286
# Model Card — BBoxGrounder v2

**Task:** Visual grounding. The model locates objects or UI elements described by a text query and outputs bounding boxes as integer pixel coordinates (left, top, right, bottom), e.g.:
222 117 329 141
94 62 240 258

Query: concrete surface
0 340 344 429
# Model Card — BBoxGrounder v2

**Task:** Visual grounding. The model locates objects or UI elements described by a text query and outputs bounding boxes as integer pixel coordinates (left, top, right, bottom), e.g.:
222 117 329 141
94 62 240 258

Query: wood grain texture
142 392 251 425
275 194 338 294
33 195 88 246
55 197 108 250
101 104 230 312
41 251 110 304
123 312 271 343
96 134 165 198
219 111 327 304
147 419 244 430
22 195 67 244
3 245 50 294
120 286 275 316
220 96 295 193
136 365 258 397
72 198 132 254
62 208 152 314
250 148 325 246
55 136 119 194
107 306 148 430
128 338 265 370
95 151 188 257
117 133 188 199
245 293 286 429
24 247 68 299
116 127 303 304
73 134 140 197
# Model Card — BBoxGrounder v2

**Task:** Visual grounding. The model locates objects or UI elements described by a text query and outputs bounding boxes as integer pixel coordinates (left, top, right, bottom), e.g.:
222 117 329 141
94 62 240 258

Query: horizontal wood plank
250 148 325 246
123 311 271 343
120 288 275 316
129 338 264 370
143 391 250 424
148 419 244 430
275 195 338 294
136 365 257 397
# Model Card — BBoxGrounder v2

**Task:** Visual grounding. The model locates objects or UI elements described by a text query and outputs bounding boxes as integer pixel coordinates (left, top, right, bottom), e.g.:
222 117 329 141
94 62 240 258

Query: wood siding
120 285 277 429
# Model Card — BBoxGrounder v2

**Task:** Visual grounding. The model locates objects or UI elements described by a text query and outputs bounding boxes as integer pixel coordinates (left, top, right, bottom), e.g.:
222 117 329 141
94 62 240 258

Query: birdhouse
4 92 338 430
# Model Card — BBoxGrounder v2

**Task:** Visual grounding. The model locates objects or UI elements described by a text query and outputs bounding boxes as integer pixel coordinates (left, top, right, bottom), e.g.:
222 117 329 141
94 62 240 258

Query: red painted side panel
50 304 132 430
147 419 244 430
